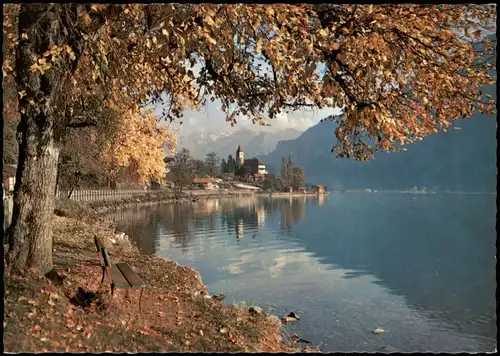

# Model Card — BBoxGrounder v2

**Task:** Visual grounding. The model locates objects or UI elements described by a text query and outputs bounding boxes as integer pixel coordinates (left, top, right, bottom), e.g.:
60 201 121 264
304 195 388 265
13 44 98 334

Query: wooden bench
93 236 145 311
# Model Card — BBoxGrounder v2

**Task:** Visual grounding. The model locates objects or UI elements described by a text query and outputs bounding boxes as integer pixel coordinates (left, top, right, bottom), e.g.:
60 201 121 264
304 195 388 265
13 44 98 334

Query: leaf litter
4 208 315 353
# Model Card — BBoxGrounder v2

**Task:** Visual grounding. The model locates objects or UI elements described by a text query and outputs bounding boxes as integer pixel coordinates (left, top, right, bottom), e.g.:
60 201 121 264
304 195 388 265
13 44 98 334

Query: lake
106 192 497 352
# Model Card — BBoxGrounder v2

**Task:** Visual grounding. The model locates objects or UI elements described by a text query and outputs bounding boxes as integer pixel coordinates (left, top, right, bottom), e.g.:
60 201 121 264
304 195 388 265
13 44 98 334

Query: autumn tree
281 155 294 189
281 156 289 188
56 99 122 190
168 148 193 194
189 159 207 178
205 152 220 177
235 162 247 177
262 174 282 191
3 5 21 164
291 167 306 190
99 108 171 186
3 4 496 274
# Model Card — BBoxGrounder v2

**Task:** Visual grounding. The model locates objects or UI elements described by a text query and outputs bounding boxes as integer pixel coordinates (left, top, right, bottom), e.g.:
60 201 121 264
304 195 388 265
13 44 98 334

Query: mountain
263 110 496 192
262 37 497 193
178 128 302 161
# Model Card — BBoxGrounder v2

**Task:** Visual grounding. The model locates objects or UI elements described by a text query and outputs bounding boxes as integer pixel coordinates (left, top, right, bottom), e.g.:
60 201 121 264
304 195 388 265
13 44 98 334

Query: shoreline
258 192 330 198
4 197 317 352
82 190 256 214
58 189 331 216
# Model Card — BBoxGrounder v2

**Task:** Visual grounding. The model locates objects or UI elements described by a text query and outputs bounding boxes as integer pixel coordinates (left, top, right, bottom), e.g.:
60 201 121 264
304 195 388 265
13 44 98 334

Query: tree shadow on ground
69 286 107 311
44 268 66 286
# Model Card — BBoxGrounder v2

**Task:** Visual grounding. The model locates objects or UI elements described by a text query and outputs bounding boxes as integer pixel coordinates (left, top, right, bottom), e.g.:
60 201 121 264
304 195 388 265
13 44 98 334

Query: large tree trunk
5 118 60 274
5 4 71 274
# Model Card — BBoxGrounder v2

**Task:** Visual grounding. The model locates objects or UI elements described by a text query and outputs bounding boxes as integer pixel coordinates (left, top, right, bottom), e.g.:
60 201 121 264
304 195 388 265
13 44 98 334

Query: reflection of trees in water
108 196 321 253
105 207 160 255
292 198 306 222
280 201 292 234
156 203 195 253
254 197 307 233
218 197 311 235
219 203 258 239
235 218 244 241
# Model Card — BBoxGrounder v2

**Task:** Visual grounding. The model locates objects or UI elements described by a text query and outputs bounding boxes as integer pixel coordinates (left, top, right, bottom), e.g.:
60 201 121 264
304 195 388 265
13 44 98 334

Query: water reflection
105 206 159 254
107 193 496 352
288 193 496 345
106 196 318 255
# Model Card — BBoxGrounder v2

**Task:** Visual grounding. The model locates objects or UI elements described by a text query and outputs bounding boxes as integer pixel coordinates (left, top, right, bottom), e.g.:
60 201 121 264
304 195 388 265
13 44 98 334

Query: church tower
236 145 244 165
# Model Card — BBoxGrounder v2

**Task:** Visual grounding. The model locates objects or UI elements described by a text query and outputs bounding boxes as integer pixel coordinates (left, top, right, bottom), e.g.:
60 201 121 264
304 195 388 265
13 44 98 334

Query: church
235 145 268 176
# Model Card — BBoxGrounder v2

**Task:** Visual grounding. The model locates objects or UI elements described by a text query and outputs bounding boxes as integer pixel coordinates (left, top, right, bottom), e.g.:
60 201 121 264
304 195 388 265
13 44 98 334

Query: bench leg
139 288 144 313
125 289 131 303
100 266 105 284
108 284 115 311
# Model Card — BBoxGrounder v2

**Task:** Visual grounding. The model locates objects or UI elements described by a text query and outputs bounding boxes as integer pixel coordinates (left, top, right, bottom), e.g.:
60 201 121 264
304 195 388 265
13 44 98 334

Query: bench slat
110 264 131 288
116 263 144 288
94 236 104 253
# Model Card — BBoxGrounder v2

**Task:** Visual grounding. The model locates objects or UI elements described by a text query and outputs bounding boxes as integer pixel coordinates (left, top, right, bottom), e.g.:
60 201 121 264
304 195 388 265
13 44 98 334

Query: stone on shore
249 306 263 315
287 311 300 320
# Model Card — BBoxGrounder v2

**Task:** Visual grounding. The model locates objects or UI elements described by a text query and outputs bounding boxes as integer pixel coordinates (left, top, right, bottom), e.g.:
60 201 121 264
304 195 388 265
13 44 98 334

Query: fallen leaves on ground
3 213 305 353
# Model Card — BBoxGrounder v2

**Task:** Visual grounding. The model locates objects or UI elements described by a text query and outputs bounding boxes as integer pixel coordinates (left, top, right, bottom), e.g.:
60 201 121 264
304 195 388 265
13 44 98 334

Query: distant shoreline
330 189 495 195
257 192 330 198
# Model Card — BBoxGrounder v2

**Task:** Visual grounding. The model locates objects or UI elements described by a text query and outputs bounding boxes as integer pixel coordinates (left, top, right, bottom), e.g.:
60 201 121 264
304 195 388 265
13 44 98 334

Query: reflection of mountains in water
279 193 496 340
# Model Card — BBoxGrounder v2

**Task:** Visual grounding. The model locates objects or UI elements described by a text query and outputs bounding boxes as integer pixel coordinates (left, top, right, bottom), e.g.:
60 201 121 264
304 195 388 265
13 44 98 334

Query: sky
155 101 342 136
152 56 342 137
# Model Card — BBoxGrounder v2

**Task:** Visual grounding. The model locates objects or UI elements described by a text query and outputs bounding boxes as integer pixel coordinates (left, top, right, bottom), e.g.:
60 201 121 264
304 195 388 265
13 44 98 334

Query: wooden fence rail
56 189 149 202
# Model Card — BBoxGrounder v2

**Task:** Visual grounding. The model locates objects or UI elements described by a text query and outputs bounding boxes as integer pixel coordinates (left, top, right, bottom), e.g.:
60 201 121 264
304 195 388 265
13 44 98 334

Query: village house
234 145 268 180
243 158 268 175
312 185 327 194
192 177 213 190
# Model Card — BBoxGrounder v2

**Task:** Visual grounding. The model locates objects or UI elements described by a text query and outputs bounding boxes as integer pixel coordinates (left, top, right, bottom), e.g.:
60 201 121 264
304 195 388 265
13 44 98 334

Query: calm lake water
106 192 497 352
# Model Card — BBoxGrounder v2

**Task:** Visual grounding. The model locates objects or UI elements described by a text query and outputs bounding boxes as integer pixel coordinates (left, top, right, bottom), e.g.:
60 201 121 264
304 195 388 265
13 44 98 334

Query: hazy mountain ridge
179 128 302 160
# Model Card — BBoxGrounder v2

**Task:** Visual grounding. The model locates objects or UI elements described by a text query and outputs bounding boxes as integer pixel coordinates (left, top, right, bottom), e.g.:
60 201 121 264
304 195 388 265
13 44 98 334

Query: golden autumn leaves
30 45 77 75
99 108 177 185
4 4 497 166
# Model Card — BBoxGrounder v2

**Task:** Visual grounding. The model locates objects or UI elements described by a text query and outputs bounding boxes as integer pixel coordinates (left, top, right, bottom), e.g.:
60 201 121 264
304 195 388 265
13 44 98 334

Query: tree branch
67 116 98 128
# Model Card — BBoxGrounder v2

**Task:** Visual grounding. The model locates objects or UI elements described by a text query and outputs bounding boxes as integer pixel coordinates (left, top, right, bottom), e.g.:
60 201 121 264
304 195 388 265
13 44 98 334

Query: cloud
156 99 342 136
151 57 342 135
259 109 342 132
